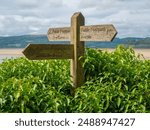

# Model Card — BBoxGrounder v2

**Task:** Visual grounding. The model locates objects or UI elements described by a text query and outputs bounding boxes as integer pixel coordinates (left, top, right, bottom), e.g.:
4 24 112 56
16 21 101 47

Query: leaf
21 101 25 113
139 95 143 103
117 97 121 107
14 91 21 101
0 98 3 106
9 95 13 102
125 104 129 113
119 91 124 97
131 88 136 95
118 82 122 90
124 85 128 91
104 95 109 110
140 105 146 112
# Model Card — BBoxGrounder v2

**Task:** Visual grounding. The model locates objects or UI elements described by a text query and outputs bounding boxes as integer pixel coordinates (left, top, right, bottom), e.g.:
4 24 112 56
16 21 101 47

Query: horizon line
0 34 150 39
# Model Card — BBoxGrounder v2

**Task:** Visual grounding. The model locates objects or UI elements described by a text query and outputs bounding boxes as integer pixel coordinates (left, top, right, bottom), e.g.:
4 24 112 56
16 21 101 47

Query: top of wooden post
71 12 85 43
71 12 85 21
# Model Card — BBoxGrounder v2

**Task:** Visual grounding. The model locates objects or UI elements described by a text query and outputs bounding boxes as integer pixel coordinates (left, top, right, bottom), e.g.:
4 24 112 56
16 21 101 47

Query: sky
0 0 150 38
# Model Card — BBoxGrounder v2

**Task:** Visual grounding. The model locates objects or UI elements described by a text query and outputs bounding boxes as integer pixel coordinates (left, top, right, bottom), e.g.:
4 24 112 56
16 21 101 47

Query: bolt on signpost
23 12 117 89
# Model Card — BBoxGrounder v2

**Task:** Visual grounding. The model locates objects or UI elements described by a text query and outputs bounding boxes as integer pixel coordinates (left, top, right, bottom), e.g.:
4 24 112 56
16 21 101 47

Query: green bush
0 46 150 112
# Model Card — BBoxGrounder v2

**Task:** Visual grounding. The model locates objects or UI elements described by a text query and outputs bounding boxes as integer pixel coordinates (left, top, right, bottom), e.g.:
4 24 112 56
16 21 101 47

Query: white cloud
0 15 50 35
98 9 150 37
0 0 150 37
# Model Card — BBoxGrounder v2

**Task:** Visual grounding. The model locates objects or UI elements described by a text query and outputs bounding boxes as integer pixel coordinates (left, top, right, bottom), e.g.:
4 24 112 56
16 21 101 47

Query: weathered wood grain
47 27 70 41
47 24 117 41
70 12 85 89
80 25 117 41
23 44 73 60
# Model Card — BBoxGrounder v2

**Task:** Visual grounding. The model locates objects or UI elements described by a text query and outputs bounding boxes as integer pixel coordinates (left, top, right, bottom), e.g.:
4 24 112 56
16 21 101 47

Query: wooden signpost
48 25 117 41
23 12 117 89
23 44 73 60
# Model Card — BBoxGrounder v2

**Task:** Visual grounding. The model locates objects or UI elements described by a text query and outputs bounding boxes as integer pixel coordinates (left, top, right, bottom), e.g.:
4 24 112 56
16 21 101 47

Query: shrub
0 46 150 112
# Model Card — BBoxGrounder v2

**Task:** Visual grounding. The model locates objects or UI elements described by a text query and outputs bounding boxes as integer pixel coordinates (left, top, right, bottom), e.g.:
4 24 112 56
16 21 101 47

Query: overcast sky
0 0 150 38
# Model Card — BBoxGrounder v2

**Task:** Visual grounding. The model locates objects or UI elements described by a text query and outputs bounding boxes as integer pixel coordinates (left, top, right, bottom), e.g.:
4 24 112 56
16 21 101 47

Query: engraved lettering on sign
53 30 59 33
92 27 106 32
61 29 70 33
81 35 91 39
47 27 70 41
81 28 90 32
47 25 117 41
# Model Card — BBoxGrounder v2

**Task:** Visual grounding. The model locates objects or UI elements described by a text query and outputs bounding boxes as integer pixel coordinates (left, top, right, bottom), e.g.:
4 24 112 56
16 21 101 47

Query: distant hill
126 37 150 48
0 35 150 48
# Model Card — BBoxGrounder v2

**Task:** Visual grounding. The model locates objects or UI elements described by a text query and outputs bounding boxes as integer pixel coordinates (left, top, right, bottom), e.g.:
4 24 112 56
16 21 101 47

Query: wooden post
71 12 85 89
23 12 117 91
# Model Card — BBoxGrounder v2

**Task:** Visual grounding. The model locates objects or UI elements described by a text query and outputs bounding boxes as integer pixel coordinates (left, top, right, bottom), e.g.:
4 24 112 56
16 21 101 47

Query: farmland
0 46 150 113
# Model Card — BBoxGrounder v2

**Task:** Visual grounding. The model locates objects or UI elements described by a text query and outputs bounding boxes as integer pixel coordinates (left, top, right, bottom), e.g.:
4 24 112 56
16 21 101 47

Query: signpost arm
71 12 85 89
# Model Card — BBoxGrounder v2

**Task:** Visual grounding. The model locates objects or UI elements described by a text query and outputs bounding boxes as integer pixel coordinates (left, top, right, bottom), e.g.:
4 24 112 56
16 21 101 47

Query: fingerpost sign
23 12 117 89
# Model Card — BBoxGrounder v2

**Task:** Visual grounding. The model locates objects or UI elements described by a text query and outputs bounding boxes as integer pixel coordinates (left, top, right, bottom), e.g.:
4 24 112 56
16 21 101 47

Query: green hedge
0 46 150 112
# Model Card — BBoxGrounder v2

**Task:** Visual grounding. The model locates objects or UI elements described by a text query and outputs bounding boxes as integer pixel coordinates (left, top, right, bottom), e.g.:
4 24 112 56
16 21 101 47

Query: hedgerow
0 46 149 112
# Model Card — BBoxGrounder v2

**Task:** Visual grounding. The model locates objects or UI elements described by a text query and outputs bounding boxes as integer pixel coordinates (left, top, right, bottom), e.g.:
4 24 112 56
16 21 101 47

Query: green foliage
0 45 150 112
0 59 72 112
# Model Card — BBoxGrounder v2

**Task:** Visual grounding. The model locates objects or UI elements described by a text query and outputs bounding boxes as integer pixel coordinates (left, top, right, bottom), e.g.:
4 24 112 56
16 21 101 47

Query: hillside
0 35 150 48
